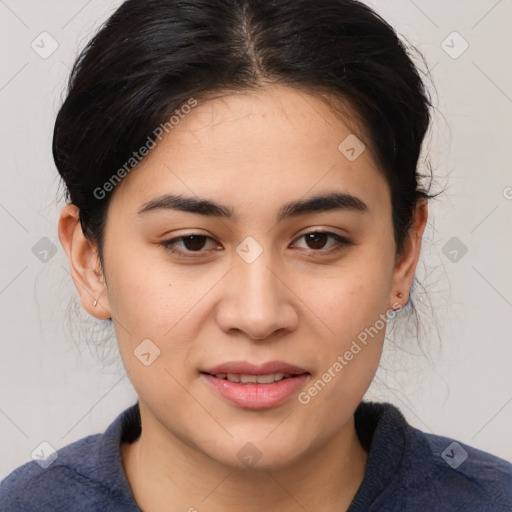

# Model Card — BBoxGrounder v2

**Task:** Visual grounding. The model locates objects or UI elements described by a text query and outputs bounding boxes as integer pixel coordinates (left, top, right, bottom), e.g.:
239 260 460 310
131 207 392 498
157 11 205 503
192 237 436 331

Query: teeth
213 372 291 384
255 374 276 384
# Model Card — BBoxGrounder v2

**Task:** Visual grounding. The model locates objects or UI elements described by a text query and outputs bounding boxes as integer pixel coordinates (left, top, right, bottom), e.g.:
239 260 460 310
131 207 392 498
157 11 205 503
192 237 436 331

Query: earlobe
389 199 428 309
58 204 112 319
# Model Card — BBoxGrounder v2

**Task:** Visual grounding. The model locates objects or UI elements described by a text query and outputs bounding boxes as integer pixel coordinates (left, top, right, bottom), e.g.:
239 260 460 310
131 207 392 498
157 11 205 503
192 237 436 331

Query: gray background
1 0 511 478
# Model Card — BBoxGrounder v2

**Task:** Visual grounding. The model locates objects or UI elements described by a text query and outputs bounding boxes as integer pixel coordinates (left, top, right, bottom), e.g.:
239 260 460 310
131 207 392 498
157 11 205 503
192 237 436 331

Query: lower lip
201 373 308 409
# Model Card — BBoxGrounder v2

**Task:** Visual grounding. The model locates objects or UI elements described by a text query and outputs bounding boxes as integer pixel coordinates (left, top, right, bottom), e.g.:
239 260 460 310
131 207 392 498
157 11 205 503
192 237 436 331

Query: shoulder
402 426 512 511
421 430 512 504
355 401 512 512
0 434 108 511
0 403 141 512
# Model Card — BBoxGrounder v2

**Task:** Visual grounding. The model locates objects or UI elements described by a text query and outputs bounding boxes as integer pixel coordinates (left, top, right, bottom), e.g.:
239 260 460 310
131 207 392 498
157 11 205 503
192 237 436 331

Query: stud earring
390 292 404 311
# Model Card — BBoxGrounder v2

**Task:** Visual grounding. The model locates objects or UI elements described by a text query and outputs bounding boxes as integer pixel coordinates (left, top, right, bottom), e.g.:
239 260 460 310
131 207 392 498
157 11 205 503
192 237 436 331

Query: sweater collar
99 400 410 510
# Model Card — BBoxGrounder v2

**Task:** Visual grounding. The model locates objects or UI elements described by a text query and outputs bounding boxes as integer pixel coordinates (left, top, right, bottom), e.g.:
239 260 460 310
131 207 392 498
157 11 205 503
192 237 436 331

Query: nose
215 249 299 341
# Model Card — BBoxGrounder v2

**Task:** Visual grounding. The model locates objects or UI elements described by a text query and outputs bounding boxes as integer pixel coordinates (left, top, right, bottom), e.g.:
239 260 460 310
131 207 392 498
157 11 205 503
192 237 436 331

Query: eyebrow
137 191 368 222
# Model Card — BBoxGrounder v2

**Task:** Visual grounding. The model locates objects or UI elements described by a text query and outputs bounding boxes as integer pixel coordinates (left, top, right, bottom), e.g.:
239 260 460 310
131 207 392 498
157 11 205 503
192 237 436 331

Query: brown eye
160 234 219 257
180 235 208 251
304 232 330 250
293 231 352 254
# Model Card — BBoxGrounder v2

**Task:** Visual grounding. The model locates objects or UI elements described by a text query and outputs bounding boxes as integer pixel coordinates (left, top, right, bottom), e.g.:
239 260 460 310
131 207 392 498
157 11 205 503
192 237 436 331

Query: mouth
200 361 310 409
203 372 298 384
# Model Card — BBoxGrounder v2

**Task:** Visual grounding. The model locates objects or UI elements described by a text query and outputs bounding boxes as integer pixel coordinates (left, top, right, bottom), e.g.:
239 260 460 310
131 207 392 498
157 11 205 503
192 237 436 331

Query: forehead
111 85 390 217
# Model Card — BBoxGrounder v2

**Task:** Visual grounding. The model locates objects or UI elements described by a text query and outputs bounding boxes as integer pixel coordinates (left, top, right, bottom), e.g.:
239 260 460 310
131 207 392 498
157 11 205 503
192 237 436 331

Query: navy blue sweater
1 401 511 511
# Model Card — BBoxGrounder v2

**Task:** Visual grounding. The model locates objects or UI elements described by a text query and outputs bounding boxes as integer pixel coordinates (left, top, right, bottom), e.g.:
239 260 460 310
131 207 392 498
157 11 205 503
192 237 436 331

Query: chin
204 435 313 472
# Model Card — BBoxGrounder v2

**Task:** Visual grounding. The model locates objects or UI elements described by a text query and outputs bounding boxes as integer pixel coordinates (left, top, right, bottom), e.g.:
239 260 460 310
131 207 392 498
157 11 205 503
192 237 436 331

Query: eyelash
159 231 352 259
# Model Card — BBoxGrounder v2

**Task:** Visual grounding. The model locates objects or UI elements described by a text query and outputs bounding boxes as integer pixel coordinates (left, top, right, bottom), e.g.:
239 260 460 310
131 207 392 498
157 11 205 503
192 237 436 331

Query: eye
159 230 352 259
292 230 352 254
159 234 220 258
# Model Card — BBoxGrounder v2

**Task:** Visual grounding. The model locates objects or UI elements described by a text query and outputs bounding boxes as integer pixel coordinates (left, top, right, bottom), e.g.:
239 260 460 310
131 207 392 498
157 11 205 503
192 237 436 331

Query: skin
58 84 427 512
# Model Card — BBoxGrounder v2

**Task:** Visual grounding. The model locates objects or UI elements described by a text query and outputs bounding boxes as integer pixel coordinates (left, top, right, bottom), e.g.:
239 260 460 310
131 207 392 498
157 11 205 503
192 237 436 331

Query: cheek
300 251 394 343
103 247 227 397
104 241 198 333
105 262 205 415
293 246 393 404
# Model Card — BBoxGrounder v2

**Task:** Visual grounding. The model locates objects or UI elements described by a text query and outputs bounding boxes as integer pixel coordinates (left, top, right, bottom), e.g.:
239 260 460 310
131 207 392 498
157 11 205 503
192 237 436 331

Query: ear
389 199 428 309
58 204 111 319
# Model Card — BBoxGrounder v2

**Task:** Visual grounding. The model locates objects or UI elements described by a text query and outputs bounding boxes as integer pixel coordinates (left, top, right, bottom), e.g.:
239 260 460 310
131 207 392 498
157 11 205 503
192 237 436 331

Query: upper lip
202 361 309 375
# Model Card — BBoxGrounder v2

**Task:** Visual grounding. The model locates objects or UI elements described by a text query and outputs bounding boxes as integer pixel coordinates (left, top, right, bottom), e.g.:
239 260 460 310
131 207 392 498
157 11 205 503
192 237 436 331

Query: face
64 84 423 470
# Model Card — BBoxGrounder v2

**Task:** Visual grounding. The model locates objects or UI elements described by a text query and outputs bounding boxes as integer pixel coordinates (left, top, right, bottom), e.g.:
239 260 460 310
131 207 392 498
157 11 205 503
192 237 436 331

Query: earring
390 292 403 311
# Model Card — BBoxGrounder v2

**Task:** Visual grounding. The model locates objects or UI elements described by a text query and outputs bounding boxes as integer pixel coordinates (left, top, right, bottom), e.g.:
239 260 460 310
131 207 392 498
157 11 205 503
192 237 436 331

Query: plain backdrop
1 0 511 479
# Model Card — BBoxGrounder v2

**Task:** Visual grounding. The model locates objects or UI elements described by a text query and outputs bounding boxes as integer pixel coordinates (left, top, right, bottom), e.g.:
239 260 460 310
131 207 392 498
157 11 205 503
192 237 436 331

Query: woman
1 0 510 510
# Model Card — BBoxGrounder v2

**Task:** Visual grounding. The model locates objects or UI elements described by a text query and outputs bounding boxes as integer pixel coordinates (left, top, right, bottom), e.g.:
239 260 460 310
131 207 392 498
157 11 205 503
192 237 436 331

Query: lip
203 360 308 375
201 360 309 410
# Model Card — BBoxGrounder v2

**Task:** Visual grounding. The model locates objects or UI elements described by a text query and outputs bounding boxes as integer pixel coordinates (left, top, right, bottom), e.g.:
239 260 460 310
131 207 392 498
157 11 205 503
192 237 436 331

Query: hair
53 0 436 271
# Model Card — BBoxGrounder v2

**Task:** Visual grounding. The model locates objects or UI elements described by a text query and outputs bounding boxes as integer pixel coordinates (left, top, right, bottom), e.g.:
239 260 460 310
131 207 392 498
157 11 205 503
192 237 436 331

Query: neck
122 404 368 512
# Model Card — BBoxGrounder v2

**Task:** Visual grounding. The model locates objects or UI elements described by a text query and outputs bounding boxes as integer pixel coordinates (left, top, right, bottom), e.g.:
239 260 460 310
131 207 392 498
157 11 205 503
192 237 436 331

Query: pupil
184 235 206 251
307 232 327 250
